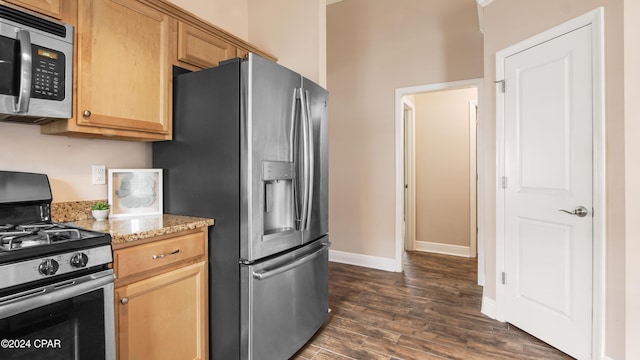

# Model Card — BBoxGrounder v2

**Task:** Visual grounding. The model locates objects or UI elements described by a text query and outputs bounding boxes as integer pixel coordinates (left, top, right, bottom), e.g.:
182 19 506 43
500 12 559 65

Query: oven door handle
0 269 115 319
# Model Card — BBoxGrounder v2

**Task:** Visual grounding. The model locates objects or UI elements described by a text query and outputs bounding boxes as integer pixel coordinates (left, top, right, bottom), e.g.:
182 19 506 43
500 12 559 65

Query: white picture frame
108 169 163 217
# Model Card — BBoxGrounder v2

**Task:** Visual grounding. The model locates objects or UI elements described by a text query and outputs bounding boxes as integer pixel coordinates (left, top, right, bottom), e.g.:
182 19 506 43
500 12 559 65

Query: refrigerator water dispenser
262 161 295 241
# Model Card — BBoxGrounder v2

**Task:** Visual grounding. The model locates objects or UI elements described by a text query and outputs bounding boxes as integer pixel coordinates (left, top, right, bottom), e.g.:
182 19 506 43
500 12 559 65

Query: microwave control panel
31 45 65 101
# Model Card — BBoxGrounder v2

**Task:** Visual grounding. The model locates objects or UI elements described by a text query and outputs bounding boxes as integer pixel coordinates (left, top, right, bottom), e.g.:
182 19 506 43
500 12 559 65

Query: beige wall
482 0 625 358
169 0 326 85
0 0 325 203
414 88 477 248
247 0 327 86
624 0 640 358
166 0 249 40
327 0 483 257
0 122 150 202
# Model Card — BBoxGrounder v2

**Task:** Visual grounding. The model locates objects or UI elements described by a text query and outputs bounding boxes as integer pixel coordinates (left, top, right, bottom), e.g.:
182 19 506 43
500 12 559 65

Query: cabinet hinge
501 272 506 285
495 80 505 93
501 176 508 189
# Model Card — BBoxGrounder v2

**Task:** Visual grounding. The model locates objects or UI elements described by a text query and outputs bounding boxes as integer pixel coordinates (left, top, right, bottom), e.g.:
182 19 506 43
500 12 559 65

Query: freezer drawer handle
152 249 180 260
252 244 327 281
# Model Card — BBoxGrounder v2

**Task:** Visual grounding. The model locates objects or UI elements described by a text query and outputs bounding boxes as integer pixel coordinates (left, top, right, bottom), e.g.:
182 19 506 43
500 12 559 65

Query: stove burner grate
0 226 82 251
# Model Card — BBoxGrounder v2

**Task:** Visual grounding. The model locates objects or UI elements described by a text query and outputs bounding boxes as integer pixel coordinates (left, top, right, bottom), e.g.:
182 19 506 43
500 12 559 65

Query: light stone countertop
70 214 214 246
52 201 214 246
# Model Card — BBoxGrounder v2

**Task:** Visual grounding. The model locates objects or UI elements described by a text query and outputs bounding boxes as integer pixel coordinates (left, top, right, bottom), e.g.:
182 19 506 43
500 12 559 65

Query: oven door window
0 289 107 360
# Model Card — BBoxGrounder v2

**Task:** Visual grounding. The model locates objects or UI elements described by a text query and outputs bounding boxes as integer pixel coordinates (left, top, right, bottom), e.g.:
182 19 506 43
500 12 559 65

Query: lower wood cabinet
113 229 208 360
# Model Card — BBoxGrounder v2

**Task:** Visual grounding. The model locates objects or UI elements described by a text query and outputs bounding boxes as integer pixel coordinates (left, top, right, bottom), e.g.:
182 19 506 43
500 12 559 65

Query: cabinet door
76 0 172 136
3 0 63 19
176 22 237 70
115 261 207 360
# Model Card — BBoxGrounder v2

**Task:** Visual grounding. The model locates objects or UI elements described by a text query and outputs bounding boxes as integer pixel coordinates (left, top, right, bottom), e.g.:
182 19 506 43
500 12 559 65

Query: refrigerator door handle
303 89 314 230
299 89 314 230
289 88 298 163
291 88 302 229
251 243 328 280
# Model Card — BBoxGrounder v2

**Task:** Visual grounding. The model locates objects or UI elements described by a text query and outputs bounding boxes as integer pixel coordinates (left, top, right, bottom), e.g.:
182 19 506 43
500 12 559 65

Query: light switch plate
92 165 106 185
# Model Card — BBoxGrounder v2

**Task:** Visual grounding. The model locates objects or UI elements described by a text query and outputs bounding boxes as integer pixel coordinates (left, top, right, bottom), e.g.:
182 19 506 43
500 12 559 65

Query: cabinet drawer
114 232 205 279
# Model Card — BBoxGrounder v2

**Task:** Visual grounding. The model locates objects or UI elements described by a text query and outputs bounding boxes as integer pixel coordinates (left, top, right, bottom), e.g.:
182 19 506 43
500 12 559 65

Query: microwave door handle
14 30 32 114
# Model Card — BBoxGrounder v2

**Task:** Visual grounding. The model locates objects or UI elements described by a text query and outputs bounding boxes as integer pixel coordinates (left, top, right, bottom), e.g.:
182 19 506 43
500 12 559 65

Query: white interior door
503 25 593 360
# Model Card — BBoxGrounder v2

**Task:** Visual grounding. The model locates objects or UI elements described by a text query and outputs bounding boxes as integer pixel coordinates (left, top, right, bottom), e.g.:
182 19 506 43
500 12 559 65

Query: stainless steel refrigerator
152 53 329 360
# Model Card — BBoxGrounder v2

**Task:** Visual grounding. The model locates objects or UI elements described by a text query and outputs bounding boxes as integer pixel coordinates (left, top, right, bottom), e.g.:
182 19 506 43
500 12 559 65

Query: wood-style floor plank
291 251 574 360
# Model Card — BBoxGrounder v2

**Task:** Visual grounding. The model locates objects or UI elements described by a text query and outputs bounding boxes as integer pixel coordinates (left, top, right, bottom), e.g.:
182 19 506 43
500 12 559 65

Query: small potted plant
91 201 111 221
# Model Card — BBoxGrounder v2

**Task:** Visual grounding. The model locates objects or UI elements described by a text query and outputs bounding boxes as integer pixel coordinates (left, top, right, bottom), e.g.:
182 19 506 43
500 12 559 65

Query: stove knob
70 253 89 268
38 259 60 276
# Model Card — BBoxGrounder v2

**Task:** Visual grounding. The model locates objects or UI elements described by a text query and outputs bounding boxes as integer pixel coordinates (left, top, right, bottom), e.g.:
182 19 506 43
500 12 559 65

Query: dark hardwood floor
292 251 574 360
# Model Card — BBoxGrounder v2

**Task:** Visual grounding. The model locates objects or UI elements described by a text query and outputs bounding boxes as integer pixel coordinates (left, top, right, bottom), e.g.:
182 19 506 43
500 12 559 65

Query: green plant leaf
91 202 111 210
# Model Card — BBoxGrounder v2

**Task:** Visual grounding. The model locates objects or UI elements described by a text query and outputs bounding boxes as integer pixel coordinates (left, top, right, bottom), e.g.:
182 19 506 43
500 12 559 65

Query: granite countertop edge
51 200 213 246
72 214 214 245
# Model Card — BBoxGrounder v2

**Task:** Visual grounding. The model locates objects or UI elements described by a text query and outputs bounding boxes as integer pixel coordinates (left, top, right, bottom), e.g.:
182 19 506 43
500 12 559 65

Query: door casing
403 98 416 252
493 7 605 359
394 78 484 276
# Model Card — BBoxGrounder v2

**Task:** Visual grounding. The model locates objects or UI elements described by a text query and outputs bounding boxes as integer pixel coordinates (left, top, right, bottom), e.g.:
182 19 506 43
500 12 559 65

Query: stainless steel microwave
0 3 73 124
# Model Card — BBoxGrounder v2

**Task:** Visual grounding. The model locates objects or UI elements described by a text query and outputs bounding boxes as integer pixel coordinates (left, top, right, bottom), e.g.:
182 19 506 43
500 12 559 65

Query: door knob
558 206 589 217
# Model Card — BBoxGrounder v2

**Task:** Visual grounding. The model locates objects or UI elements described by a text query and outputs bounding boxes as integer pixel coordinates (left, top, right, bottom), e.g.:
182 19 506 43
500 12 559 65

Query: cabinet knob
120 297 129 305
83 110 91 117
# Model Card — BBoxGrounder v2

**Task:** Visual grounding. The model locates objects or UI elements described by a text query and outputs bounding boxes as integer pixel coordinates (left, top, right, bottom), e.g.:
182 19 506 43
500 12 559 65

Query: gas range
0 221 113 291
0 170 116 360
0 171 113 294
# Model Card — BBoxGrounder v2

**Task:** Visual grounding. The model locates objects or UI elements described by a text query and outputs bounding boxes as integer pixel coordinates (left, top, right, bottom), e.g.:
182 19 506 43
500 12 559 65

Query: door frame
403 97 417 252
394 78 484 276
494 7 605 359
469 99 478 262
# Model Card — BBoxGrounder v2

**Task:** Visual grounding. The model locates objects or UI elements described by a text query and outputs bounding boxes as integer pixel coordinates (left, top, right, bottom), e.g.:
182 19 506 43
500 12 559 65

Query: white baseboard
414 241 471 257
329 250 400 272
480 296 500 321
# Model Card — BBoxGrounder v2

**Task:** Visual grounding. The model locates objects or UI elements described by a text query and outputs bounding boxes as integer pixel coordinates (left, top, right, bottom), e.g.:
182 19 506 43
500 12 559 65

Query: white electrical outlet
92 165 106 185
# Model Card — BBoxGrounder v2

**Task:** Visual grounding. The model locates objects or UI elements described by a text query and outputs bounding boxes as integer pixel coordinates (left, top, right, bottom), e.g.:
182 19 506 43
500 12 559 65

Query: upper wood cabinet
42 0 173 141
76 0 172 137
38 0 276 141
176 22 237 71
3 0 64 19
